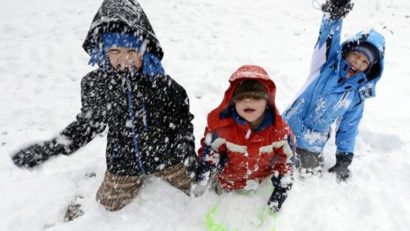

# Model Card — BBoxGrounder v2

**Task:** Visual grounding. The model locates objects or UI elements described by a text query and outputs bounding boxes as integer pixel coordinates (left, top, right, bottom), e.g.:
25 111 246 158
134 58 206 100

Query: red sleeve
197 127 227 167
272 132 295 176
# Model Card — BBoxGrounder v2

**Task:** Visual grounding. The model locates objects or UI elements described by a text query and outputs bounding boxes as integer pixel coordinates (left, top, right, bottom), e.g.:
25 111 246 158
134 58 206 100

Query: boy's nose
118 56 134 67
351 59 361 69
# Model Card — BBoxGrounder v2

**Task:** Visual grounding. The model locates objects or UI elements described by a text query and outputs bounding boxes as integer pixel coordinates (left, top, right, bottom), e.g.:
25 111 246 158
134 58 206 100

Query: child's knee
297 148 324 176
155 163 193 195
95 171 144 211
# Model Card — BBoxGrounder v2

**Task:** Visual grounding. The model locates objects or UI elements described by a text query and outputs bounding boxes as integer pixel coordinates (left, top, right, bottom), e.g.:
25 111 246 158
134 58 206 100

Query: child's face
107 47 142 71
234 97 268 127
345 51 371 78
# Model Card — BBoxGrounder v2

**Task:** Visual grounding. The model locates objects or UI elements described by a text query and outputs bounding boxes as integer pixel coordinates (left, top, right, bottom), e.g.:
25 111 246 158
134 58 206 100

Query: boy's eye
127 50 139 57
236 95 264 101
251 96 264 100
108 49 120 54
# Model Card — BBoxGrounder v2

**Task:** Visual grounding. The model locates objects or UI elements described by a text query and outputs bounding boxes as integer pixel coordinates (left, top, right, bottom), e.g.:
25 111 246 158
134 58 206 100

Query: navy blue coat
11 0 196 175
57 68 195 176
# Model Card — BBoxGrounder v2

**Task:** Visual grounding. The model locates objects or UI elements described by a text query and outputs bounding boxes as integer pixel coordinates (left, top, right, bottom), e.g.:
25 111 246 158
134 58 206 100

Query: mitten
328 152 353 181
192 151 228 196
11 140 63 168
267 174 293 212
321 0 354 20
190 181 209 197
190 160 212 197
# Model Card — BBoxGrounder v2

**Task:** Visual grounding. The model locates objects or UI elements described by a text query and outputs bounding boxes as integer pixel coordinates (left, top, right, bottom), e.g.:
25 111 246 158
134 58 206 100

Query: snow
1 0 410 230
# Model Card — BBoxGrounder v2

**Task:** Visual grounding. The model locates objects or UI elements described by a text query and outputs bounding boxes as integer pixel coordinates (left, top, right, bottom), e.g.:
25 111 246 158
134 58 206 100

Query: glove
190 160 213 197
191 168 210 197
267 174 293 212
321 0 354 20
190 181 209 197
191 152 227 197
328 152 353 181
11 140 62 168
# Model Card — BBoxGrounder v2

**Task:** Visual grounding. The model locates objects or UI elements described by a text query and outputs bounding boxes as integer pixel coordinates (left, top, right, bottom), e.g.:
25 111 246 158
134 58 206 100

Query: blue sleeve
315 16 343 61
308 16 344 78
335 102 364 153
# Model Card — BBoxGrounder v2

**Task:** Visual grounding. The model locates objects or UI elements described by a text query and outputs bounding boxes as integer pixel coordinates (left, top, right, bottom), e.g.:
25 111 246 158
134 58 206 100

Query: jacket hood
82 0 163 60
341 29 385 84
207 65 279 130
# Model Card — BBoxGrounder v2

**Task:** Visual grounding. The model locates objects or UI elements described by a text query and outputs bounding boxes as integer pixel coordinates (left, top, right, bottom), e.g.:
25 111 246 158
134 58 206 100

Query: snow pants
96 163 192 211
297 148 324 176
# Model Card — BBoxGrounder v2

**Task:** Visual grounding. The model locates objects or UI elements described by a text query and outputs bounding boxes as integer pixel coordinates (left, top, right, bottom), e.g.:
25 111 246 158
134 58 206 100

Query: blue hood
340 29 385 85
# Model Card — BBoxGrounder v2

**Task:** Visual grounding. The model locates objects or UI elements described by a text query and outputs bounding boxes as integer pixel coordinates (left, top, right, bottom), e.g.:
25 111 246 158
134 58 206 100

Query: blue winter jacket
282 16 385 154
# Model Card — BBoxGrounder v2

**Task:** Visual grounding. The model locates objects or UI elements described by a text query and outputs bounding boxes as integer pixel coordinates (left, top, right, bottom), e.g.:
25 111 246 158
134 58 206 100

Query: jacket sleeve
56 73 108 155
268 131 295 211
197 127 228 173
272 132 295 177
308 16 343 79
335 101 364 153
167 77 196 163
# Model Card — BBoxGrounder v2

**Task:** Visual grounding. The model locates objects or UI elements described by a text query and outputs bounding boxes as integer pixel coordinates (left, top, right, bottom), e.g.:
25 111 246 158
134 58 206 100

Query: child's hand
328 152 353 182
190 168 211 197
267 174 293 212
11 141 59 168
267 188 286 213
321 0 354 20
190 182 208 197
329 164 351 182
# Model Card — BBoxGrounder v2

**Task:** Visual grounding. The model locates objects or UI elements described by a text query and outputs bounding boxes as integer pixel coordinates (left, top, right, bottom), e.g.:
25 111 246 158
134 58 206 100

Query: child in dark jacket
11 0 196 212
282 0 385 181
193 65 295 212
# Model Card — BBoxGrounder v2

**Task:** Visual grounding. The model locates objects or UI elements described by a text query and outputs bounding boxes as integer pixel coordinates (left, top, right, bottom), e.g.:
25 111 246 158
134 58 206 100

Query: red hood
207 65 279 130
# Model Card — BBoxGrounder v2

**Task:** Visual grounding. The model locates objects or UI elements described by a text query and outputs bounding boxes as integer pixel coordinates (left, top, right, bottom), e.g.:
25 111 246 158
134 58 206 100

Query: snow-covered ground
1 0 410 230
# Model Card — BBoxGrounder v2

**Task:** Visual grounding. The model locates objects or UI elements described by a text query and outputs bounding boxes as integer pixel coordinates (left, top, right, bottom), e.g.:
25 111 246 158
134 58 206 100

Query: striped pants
96 163 192 211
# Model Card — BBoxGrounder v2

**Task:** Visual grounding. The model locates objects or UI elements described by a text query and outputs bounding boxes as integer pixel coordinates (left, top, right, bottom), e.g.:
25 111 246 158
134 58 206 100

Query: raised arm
308 0 354 78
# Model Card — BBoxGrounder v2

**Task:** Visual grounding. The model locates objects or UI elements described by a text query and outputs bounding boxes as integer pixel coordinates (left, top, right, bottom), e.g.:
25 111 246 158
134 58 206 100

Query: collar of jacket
102 65 161 83
321 59 369 94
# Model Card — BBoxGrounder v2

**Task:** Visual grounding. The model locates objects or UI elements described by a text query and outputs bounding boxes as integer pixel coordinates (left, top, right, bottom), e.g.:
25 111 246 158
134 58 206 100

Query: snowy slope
1 0 410 230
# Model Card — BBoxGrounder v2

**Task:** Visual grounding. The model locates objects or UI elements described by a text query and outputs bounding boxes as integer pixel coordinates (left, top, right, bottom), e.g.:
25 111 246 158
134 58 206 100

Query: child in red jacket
193 65 295 212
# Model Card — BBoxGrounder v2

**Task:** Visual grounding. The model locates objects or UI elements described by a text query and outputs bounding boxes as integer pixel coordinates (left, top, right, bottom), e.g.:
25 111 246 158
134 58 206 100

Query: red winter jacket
198 65 295 191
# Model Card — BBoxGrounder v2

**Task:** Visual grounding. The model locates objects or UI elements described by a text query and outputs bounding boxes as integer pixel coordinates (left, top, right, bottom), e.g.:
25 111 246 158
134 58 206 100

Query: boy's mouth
347 67 357 77
244 108 255 113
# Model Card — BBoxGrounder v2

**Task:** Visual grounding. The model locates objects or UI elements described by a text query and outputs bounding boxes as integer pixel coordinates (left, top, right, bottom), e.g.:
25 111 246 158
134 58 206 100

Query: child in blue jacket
283 0 385 181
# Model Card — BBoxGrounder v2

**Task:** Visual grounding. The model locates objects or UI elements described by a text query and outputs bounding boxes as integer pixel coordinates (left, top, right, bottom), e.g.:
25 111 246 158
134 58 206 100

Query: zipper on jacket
141 105 148 131
125 76 146 175
333 91 349 110
284 98 304 119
